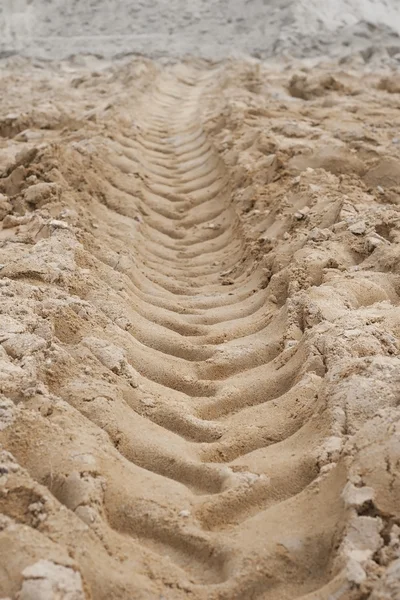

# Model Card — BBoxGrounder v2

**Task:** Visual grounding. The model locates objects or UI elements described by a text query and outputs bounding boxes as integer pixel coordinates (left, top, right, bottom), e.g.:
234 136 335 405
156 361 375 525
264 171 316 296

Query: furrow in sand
91 68 338 594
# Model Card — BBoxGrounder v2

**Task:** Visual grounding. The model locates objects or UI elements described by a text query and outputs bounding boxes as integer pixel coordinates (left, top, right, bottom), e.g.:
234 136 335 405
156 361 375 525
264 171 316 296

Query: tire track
91 64 339 597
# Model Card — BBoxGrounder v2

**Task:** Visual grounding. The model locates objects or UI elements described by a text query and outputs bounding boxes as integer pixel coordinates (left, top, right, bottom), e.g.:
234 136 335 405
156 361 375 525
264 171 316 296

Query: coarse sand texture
1 2 400 599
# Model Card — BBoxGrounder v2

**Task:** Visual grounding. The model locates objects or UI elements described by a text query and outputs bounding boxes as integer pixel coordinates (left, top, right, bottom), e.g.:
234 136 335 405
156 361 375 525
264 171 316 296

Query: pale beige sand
0 55 400 599
1 0 400 60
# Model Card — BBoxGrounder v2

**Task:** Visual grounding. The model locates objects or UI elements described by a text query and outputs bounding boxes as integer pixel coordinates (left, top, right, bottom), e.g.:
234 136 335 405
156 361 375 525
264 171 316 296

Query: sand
1 0 400 60
1 2 400 600
0 52 399 600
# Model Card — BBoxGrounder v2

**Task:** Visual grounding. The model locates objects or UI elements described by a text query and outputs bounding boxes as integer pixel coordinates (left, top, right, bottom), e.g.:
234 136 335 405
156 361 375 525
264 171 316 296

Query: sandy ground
0 49 400 599
2 0 400 59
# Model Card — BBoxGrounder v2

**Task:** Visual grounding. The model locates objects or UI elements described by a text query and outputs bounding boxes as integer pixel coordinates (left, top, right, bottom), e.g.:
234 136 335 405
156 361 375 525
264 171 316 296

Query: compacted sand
1 43 400 600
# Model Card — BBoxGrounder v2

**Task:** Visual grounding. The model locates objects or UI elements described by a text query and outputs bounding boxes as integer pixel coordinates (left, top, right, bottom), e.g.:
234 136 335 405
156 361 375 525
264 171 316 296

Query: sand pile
0 52 399 599
1 0 400 60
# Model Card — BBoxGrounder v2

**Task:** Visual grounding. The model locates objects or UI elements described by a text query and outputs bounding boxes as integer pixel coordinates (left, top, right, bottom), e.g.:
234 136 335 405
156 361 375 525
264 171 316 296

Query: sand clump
0 52 400 599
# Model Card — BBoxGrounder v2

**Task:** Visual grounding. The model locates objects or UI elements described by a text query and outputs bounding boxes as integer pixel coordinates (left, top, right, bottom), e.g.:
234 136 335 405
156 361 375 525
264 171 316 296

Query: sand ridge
0 54 400 598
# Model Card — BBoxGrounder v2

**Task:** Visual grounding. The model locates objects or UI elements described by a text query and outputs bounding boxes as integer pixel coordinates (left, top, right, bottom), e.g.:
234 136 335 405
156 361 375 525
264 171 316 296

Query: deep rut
100 66 344 598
